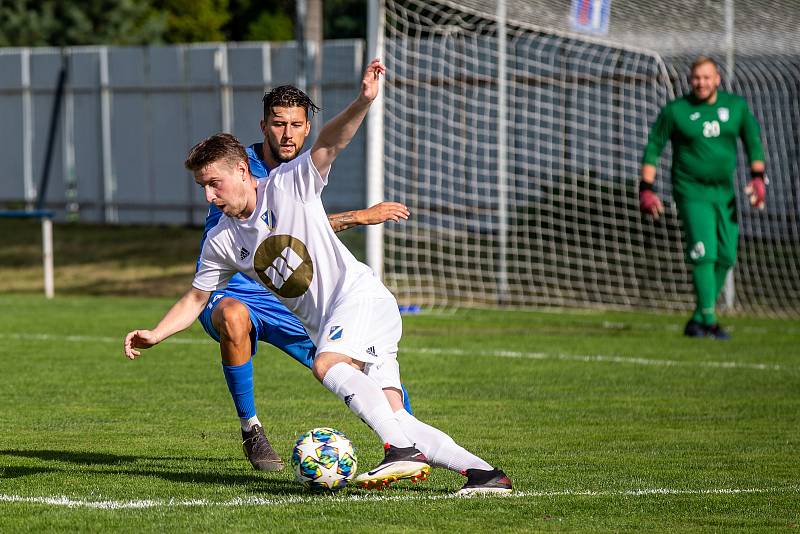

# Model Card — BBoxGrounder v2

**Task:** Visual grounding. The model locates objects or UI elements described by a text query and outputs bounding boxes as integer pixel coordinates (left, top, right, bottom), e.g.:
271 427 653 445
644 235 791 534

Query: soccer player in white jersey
123 59 512 495
197 85 413 473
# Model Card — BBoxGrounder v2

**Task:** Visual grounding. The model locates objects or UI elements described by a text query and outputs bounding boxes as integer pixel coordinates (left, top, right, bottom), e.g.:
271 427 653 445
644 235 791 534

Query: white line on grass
0 332 791 372
408 347 788 372
0 486 796 510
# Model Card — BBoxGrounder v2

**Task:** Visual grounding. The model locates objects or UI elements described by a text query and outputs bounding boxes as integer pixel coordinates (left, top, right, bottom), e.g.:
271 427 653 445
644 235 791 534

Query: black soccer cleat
355 444 430 489
242 424 284 471
705 323 731 340
683 319 706 338
456 468 513 496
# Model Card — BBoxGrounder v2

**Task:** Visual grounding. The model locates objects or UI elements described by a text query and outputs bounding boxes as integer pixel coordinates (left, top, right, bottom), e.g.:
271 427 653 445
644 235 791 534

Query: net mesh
379 0 800 315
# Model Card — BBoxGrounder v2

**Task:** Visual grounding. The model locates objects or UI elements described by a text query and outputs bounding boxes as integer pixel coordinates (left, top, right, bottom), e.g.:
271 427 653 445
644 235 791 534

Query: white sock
241 415 261 432
322 363 412 448
394 409 492 472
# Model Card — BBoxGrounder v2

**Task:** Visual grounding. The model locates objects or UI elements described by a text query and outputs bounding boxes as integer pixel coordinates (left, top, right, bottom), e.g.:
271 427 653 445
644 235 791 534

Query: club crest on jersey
328 326 344 341
717 107 729 122
690 241 706 261
689 112 700 121
261 209 277 230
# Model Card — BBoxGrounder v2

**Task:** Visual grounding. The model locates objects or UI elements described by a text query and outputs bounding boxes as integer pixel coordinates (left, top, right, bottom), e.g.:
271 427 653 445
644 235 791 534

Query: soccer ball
291 427 358 491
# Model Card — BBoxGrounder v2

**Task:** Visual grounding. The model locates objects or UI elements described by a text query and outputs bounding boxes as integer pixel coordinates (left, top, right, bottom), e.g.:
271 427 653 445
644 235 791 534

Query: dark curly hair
262 85 320 120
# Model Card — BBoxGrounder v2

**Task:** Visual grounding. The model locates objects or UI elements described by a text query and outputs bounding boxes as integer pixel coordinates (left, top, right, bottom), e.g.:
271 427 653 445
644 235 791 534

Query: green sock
714 263 732 304
693 262 717 326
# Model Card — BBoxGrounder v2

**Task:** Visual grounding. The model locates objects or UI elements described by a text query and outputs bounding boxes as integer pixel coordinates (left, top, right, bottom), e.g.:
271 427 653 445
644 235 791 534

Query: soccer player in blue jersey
198 85 411 471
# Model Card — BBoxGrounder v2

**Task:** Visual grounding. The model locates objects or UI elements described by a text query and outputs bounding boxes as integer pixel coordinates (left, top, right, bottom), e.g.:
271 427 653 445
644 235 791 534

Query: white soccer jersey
193 151 394 348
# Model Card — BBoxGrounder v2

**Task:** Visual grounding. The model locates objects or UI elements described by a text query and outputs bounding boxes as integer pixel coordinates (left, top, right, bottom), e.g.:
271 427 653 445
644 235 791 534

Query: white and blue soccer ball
291 427 358 491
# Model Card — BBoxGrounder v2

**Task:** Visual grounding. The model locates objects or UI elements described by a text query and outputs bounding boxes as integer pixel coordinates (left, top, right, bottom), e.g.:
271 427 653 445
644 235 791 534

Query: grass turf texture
1 296 798 532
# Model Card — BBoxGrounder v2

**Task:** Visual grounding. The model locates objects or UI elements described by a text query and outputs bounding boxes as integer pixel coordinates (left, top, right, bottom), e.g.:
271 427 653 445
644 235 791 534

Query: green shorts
676 197 738 266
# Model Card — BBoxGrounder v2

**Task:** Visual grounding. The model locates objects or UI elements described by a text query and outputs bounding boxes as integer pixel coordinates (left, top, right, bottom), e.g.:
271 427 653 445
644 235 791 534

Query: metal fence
0 40 368 225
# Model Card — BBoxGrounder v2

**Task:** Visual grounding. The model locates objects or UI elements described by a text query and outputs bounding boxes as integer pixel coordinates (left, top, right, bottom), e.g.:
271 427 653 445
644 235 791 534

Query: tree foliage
0 0 367 46
324 0 365 39
0 0 165 46
226 0 294 42
155 0 230 43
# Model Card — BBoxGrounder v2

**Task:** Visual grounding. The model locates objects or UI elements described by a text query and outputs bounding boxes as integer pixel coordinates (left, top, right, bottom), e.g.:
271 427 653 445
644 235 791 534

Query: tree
155 0 230 43
225 0 294 42
324 0 365 39
0 0 165 47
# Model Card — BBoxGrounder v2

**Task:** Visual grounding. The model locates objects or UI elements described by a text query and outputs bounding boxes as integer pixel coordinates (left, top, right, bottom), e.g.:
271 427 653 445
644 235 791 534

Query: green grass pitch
1 295 799 532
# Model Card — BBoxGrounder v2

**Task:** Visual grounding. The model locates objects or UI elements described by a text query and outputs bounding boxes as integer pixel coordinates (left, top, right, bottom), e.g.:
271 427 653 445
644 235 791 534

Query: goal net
375 0 800 315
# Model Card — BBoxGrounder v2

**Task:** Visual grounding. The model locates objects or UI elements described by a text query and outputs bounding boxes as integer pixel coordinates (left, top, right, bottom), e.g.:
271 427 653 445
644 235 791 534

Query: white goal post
367 0 800 316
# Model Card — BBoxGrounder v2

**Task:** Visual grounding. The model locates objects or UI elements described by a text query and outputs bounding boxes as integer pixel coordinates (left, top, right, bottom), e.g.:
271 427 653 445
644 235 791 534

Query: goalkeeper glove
744 170 767 210
639 181 664 220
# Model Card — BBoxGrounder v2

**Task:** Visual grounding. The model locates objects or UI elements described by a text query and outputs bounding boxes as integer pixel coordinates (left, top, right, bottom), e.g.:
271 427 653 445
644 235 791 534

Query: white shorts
316 296 403 390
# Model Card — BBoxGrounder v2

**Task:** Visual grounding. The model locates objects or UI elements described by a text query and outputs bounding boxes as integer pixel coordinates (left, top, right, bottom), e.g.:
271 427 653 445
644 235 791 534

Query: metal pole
295 0 308 90
366 0 385 279
22 48 34 210
36 53 68 212
99 47 117 223
497 0 510 302
723 0 735 310
262 42 273 93
306 0 323 130
42 216 54 299
215 44 233 133
63 49 78 221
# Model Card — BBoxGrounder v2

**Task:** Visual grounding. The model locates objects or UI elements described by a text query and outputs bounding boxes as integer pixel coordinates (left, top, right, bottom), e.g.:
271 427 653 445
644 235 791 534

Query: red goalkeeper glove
744 171 767 210
639 181 664 220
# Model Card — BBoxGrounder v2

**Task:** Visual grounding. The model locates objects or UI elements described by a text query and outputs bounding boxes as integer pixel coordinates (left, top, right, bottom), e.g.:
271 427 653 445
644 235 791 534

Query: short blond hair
185 133 250 173
690 56 719 74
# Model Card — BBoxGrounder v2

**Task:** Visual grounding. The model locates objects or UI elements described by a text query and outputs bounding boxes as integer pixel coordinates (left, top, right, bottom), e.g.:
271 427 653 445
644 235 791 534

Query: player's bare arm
311 58 385 176
327 201 410 232
123 286 211 359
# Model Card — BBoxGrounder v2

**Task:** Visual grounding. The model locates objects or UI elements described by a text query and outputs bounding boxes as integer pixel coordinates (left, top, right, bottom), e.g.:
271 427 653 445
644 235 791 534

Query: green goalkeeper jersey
642 91 764 202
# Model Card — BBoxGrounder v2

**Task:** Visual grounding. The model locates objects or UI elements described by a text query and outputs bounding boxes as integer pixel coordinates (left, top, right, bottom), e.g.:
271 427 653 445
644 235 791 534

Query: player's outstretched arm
311 58 385 177
123 286 211 359
639 164 665 220
328 201 410 232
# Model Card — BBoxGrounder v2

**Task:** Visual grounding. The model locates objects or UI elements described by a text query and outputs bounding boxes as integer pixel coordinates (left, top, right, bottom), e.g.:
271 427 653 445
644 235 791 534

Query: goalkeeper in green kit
639 56 767 340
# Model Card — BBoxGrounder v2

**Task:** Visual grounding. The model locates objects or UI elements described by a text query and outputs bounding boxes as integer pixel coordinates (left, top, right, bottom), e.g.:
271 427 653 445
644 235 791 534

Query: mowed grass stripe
0 331 792 372
2 485 798 509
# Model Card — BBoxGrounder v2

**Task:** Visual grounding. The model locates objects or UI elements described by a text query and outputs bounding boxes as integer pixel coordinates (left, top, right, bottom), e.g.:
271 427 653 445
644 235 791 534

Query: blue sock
222 359 256 420
401 384 413 415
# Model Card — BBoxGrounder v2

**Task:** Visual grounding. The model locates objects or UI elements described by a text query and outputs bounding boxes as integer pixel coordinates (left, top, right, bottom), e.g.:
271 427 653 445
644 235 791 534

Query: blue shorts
198 289 316 368
198 288 413 413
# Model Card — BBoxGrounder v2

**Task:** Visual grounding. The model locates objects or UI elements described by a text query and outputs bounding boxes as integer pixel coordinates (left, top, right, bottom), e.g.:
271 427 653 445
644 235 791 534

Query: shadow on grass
0 448 304 492
0 449 140 465
0 466 55 479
